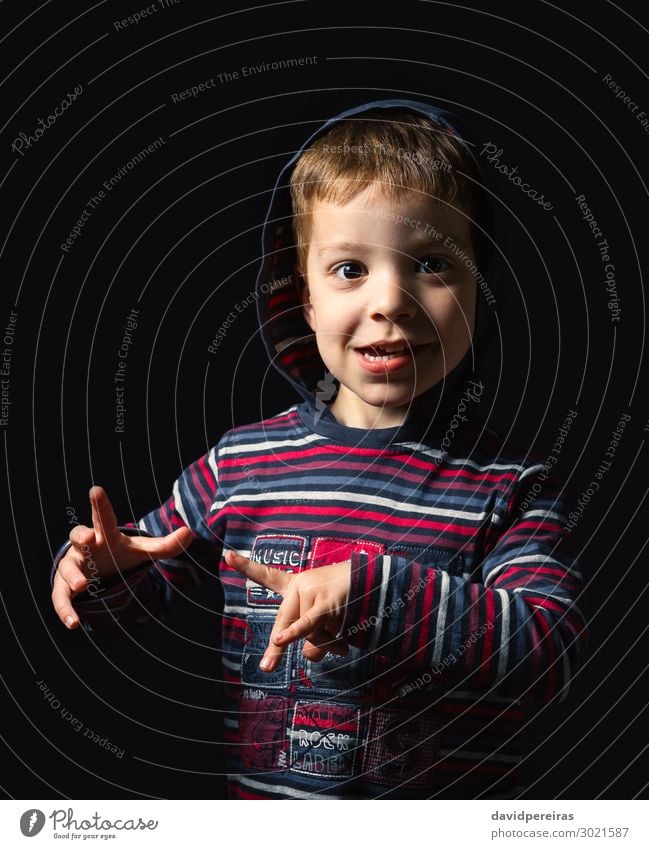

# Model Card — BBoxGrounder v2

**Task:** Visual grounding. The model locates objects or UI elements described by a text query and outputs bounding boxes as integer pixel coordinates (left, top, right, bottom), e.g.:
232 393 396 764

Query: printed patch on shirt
239 695 290 771
289 701 361 779
295 641 371 697
247 534 307 607
363 708 442 789
241 615 292 689
309 536 385 569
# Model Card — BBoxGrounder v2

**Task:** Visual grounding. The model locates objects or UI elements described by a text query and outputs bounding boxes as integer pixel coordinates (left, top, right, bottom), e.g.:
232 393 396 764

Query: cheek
428 289 475 342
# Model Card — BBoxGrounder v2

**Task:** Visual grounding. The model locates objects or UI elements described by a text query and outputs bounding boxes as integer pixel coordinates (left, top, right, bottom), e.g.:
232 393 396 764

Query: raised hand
52 485 193 630
224 550 351 670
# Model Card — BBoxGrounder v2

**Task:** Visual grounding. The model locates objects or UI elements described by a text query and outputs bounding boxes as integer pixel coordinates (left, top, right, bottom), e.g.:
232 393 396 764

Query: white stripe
231 774 341 800
218 432 323 456
444 456 528 474
207 446 219 485
369 555 391 653
519 464 545 480
223 605 251 616
221 657 240 672
394 442 444 460
496 589 510 679
211 488 487 521
521 509 566 522
432 570 450 664
512 588 574 605
172 479 191 527
221 432 528 475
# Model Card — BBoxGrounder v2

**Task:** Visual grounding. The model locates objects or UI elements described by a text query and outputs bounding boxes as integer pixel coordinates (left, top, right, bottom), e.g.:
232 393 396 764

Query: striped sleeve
342 469 588 705
52 447 222 631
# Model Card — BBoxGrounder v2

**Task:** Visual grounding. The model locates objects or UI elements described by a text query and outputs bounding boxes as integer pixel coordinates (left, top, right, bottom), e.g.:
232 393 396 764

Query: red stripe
219 463 504 495
229 784 268 800
221 518 465 547
269 291 296 307
217 504 480 534
496 565 577 586
520 596 566 613
235 410 299 431
465 582 480 670
220 447 518 482
474 590 496 688
280 347 318 366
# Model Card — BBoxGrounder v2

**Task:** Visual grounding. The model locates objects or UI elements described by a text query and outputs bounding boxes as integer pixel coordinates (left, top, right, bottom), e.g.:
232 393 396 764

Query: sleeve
50 446 223 632
341 466 588 705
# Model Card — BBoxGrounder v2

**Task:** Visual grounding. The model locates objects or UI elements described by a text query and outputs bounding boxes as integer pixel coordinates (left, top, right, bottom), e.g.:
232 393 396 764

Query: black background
1 0 648 800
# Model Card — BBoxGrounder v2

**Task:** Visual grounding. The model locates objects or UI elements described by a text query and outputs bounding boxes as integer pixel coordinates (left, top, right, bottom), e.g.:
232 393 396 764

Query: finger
89 486 119 546
302 643 328 663
271 605 330 648
224 550 291 595
128 525 194 560
51 572 80 629
68 524 96 550
302 630 349 660
57 554 89 594
259 591 301 673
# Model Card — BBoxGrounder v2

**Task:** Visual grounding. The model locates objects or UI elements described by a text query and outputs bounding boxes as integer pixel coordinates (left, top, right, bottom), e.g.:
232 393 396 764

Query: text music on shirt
251 547 301 567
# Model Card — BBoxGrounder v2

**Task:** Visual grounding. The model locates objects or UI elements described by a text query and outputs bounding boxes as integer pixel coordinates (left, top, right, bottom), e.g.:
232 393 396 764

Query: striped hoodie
52 100 587 798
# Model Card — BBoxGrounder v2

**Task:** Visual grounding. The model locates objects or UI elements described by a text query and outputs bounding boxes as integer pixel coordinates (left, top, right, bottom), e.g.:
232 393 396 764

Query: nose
367 270 417 323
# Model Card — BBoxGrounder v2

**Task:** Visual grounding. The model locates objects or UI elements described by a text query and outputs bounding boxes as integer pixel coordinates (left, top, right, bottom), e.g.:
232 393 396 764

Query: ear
295 270 315 331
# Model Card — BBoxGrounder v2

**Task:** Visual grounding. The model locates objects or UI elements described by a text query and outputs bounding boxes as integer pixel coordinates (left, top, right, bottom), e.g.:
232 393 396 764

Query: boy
51 99 587 799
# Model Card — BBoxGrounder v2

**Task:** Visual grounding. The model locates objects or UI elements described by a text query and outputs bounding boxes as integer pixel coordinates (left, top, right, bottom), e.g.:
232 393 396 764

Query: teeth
363 348 408 361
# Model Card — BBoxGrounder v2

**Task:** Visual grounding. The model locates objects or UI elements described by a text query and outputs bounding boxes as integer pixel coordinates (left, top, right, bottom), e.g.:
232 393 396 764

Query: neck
329 395 409 429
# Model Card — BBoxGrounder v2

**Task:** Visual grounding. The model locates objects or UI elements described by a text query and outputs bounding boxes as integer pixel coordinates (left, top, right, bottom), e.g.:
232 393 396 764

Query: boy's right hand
51 485 193 630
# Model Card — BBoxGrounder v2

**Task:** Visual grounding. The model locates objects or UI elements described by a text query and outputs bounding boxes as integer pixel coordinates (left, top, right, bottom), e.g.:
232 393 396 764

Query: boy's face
299 184 477 428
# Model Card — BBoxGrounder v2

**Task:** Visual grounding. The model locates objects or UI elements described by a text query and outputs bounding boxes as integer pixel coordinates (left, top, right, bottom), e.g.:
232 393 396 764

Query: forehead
306 186 473 252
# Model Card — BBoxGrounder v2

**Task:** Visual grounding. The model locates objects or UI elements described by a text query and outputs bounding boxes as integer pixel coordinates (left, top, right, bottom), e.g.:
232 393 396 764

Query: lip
354 341 430 374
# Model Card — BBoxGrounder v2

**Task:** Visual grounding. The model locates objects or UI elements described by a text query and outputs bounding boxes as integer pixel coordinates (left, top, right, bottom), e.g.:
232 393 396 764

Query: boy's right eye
333 262 365 281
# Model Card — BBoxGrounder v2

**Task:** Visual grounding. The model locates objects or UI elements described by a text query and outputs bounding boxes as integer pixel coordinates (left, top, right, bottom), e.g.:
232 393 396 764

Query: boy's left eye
417 255 451 274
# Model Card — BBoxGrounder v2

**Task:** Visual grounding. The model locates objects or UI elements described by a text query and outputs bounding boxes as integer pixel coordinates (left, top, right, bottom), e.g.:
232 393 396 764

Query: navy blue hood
255 99 501 437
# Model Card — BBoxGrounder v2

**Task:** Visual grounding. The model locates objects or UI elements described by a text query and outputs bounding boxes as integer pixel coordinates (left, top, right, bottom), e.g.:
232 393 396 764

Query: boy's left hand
224 550 351 671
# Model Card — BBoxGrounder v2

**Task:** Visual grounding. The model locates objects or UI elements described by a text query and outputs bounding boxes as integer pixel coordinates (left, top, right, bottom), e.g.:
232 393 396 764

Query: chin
362 388 419 410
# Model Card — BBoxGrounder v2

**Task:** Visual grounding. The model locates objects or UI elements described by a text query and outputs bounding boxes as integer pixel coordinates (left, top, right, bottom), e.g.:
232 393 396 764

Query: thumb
142 526 193 558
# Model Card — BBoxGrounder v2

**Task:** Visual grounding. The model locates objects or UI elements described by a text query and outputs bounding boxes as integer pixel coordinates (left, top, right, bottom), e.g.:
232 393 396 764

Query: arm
341 469 588 705
51 447 222 631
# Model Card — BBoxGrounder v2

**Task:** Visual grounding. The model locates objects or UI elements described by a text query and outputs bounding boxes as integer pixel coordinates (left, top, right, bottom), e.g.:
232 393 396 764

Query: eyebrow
316 241 370 256
315 233 469 256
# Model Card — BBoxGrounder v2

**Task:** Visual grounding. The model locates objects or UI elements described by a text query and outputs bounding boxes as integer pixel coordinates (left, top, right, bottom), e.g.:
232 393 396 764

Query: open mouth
356 343 427 362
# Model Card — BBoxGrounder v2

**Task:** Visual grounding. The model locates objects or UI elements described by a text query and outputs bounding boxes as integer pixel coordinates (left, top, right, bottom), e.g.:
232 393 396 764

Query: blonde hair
290 109 481 273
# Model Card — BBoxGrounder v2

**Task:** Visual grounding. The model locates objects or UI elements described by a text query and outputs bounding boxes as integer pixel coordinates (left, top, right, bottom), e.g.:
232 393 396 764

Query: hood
255 98 501 440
